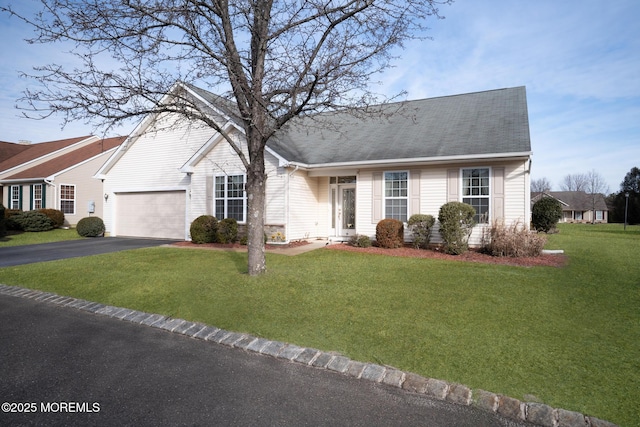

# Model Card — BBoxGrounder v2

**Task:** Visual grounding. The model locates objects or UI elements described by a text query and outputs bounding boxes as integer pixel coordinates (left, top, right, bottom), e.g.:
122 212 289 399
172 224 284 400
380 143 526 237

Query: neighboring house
531 191 608 223
0 136 125 226
96 84 533 244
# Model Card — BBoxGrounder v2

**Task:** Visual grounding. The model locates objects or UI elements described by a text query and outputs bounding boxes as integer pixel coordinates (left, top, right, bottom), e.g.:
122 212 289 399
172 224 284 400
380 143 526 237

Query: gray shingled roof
187 84 531 166
268 86 531 165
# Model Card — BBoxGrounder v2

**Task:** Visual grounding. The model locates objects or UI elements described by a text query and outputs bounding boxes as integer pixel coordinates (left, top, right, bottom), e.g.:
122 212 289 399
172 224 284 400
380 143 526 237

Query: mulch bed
172 240 566 267
325 243 567 268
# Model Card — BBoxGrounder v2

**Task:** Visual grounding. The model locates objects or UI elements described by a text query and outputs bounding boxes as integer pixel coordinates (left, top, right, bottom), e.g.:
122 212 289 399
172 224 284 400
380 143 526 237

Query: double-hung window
462 168 490 223
32 184 43 210
60 184 76 215
384 171 408 222
215 174 246 222
10 185 21 210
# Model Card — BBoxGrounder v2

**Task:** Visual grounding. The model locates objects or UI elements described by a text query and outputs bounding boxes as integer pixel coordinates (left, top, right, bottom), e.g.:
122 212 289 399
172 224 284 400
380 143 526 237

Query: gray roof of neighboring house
531 191 609 211
188 84 532 166
268 86 531 165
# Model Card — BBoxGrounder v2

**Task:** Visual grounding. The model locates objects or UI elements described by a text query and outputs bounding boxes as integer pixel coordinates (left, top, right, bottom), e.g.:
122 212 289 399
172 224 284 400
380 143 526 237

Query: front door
339 186 356 237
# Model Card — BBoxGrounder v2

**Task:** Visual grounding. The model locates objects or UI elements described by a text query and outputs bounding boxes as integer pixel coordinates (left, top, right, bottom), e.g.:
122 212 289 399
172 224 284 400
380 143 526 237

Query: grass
0 223 638 426
0 228 84 246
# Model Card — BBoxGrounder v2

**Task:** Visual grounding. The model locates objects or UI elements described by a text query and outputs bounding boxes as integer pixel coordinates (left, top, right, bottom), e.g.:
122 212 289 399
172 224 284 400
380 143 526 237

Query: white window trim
595 210 604 221
461 167 491 224
383 170 409 222
10 185 20 210
214 174 247 223
32 184 43 210
60 184 76 215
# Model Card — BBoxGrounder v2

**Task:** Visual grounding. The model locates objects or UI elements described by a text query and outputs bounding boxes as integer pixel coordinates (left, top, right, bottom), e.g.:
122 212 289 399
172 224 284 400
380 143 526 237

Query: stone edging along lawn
0 284 616 427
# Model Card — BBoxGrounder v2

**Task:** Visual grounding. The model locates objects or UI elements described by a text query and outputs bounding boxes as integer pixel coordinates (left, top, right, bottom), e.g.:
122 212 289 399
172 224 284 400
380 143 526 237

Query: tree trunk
246 133 267 276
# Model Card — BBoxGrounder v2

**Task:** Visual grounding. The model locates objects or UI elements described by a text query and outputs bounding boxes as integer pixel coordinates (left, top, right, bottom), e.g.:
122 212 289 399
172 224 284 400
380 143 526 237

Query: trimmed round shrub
407 214 435 249
438 202 476 255
348 234 372 248
217 217 238 244
375 218 404 248
190 215 218 244
76 216 105 237
12 211 55 232
38 208 65 228
0 204 6 238
532 196 562 233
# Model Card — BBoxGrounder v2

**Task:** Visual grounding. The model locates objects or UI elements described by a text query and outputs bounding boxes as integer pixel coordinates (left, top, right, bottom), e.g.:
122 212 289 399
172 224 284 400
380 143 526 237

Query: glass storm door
338 186 356 237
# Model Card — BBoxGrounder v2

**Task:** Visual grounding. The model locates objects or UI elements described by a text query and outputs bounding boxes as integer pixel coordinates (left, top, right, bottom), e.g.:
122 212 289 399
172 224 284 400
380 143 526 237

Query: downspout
44 177 55 210
283 165 299 244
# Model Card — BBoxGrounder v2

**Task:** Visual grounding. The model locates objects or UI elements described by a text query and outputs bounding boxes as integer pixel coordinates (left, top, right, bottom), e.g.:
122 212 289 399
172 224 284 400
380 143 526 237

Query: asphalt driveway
0 237 178 267
0 292 532 426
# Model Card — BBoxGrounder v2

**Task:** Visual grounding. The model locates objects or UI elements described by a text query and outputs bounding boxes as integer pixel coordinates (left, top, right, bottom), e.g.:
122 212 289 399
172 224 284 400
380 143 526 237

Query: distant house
96 83 533 244
0 136 125 226
531 191 608 223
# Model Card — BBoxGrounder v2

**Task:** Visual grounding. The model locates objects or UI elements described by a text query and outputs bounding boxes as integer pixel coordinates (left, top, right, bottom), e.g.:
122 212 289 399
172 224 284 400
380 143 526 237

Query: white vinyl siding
287 169 322 240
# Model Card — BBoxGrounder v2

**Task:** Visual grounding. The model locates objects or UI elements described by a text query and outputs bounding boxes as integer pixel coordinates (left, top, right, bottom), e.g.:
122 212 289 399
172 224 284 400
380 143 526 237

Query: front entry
330 176 356 239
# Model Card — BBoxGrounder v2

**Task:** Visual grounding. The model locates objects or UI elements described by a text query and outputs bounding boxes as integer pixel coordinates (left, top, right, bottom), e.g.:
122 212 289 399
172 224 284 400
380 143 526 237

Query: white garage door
115 191 186 239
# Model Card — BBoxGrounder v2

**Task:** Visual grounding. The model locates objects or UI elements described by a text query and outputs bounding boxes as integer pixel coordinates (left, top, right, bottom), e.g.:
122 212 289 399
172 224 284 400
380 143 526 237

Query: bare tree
2 0 452 275
560 173 588 192
531 177 552 193
585 169 609 224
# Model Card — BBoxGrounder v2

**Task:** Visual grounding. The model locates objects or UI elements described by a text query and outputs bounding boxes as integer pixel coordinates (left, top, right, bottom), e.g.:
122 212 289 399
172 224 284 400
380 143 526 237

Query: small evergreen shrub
4 209 23 231
12 211 55 232
0 204 6 238
438 202 476 255
348 234 372 248
375 219 404 248
76 216 105 237
407 214 435 249
190 215 218 244
38 208 65 228
217 218 238 244
532 197 563 233
483 220 547 257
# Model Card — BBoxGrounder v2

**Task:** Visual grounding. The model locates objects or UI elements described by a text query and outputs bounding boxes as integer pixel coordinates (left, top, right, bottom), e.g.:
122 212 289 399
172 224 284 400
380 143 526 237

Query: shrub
38 208 65 228
348 234 372 248
375 219 404 248
0 204 6 238
438 202 476 255
483 220 547 257
532 196 563 233
76 216 105 237
217 218 238 244
12 211 55 232
190 215 218 244
407 214 435 249
4 209 23 231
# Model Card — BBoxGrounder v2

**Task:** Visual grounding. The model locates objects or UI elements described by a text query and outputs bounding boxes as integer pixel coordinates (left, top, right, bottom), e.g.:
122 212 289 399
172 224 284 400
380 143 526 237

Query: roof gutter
284 151 533 171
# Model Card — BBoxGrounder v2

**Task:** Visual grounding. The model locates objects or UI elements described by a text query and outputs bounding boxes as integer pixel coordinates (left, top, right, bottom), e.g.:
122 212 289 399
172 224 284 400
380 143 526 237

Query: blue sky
1 0 638 192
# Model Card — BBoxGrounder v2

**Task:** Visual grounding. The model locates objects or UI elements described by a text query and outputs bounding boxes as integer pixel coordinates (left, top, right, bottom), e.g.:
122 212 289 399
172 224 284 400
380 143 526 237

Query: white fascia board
0 177 46 184
297 151 532 176
179 122 234 173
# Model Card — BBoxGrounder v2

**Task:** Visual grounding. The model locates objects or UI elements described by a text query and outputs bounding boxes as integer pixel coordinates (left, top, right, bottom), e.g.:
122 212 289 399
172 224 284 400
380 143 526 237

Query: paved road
0 238 177 267
0 294 533 426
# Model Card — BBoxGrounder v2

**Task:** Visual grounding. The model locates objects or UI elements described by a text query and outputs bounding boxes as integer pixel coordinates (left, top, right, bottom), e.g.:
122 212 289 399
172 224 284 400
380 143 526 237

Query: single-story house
96 84 533 244
531 191 608 223
1 136 125 226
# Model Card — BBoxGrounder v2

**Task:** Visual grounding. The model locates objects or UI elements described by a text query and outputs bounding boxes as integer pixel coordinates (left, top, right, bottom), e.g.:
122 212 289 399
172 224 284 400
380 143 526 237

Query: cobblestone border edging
0 284 618 427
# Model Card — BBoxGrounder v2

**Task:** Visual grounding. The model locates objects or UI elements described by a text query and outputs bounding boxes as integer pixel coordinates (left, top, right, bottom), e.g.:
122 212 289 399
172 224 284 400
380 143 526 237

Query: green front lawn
0 228 84 246
0 223 638 426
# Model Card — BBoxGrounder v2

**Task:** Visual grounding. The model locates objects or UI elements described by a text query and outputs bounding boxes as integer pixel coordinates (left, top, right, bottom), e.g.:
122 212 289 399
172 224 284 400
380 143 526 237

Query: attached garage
114 190 187 239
